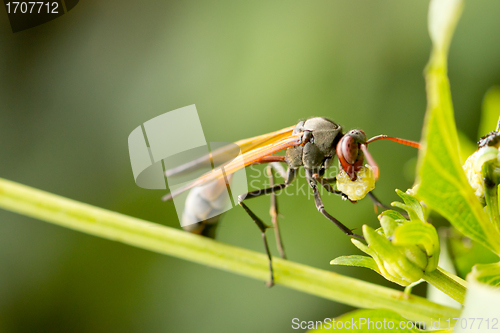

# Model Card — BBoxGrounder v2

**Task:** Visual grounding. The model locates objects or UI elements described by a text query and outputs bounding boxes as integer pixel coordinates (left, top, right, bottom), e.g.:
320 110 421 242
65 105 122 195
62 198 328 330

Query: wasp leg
368 191 391 212
238 183 288 288
368 191 410 218
306 169 364 241
237 168 297 287
267 165 286 260
321 176 337 183
312 175 350 200
312 186 364 241
312 174 350 201
238 201 275 287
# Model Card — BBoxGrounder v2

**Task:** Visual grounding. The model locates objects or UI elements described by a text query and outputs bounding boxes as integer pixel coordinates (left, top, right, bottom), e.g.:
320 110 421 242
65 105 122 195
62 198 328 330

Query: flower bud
463 130 500 205
332 189 440 287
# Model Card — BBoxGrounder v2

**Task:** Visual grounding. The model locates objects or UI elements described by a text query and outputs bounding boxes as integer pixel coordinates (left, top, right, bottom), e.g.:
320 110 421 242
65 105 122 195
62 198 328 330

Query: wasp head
336 129 369 181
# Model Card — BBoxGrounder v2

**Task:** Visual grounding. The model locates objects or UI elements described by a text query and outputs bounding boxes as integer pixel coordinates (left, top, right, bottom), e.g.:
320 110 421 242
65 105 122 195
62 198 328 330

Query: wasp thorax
286 117 343 169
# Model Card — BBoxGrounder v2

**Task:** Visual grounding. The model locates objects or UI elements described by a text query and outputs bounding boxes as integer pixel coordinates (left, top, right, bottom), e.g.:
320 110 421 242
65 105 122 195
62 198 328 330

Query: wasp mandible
163 117 420 287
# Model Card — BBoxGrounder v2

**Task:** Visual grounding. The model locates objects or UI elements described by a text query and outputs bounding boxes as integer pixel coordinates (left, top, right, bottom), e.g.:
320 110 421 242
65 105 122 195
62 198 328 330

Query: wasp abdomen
181 175 233 238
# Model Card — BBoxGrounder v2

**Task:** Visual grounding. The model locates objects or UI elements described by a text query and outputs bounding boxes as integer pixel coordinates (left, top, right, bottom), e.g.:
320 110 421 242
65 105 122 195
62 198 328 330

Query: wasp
163 117 420 286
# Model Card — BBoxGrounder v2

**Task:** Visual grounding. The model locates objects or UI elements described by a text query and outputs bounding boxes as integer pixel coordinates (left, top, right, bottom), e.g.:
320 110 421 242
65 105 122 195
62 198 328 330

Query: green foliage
468 262 500 287
416 0 500 255
333 0 500 313
391 189 426 223
416 0 500 324
449 85 500 280
447 231 500 278
330 255 380 273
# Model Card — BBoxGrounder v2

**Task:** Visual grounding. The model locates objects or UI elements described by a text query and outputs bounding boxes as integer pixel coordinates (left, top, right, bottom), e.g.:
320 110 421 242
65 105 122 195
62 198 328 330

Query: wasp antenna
366 135 421 149
360 144 379 181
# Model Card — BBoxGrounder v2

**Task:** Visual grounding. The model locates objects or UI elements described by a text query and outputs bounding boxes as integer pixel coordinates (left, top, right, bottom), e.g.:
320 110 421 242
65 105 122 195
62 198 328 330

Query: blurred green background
1 1 499 332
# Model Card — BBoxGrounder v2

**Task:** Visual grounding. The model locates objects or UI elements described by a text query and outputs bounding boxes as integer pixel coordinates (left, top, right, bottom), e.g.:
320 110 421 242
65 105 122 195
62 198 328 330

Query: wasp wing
234 125 296 152
162 131 302 201
165 125 295 178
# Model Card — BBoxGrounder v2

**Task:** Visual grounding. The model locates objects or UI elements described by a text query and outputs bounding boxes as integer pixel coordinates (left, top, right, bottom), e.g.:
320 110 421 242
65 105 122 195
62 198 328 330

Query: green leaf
479 86 500 139
330 255 380 274
379 213 401 238
416 0 500 255
393 189 426 223
350 238 391 281
307 309 442 332
448 230 500 278
468 262 500 287
379 209 407 222
428 0 463 58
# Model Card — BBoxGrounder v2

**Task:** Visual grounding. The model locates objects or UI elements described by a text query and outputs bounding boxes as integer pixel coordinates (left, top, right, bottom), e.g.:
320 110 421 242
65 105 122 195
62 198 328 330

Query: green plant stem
0 177 461 324
424 267 467 305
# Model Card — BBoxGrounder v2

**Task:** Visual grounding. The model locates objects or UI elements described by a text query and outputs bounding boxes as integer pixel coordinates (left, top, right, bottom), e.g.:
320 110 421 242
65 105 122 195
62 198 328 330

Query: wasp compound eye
338 135 359 165
337 132 367 181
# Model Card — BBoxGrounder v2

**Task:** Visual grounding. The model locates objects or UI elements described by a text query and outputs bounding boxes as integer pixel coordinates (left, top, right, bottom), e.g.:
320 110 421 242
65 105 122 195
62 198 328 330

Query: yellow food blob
337 164 376 201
